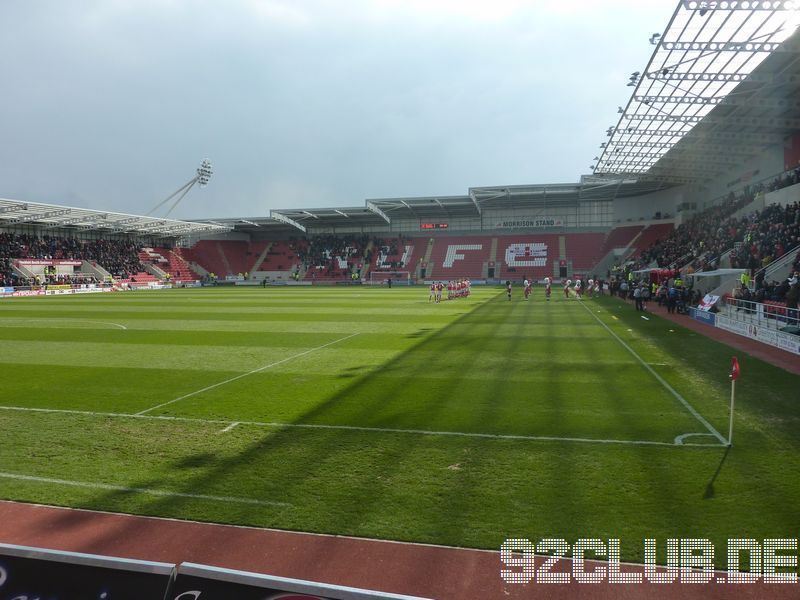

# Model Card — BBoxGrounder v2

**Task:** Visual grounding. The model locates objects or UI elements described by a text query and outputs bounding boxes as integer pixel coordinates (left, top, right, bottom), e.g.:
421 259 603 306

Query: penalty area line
0 405 716 448
579 302 727 446
135 332 360 416
0 470 290 508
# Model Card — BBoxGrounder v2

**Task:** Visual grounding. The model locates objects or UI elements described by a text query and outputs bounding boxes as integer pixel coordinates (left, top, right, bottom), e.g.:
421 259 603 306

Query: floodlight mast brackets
148 159 213 218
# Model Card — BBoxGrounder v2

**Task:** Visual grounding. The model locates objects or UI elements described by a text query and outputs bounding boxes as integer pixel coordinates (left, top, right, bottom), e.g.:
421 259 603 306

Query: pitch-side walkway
0 500 796 599
613 296 800 376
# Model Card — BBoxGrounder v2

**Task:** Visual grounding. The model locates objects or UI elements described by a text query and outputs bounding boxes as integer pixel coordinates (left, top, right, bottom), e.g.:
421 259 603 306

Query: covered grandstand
2 2 799 315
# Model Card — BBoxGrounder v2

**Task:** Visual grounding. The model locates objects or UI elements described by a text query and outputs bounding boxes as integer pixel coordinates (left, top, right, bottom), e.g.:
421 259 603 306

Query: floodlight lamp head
649 33 661 45
197 159 213 187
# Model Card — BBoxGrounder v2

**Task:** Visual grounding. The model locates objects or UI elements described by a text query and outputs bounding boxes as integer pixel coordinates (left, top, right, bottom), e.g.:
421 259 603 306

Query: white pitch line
221 421 240 433
90 321 128 330
0 471 290 507
135 332 360 416
0 405 723 447
674 432 720 445
0 318 127 330
579 302 728 446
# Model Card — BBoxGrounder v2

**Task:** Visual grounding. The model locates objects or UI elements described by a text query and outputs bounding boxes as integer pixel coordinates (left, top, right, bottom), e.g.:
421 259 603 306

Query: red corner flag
730 356 740 381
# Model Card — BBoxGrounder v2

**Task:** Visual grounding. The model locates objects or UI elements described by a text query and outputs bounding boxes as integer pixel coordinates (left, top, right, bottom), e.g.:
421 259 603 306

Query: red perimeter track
1 297 797 599
619 296 800 376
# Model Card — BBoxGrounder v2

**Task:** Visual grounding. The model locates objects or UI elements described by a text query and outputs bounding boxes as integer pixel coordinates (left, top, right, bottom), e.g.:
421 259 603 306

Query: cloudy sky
0 0 677 219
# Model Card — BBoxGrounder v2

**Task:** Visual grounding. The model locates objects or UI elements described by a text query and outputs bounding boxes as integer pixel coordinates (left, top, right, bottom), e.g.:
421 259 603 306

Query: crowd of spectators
291 234 407 277
729 201 800 272
1 257 13 286
0 232 144 283
609 269 700 315
635 186 762 271
633 168 800 274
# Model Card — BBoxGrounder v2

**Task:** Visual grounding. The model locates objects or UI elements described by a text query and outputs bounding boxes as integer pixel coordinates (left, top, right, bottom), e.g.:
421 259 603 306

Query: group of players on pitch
428 279 472 303
505 277 601 301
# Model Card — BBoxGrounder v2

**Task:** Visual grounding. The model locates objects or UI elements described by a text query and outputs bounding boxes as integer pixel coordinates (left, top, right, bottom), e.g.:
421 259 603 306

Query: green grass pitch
0 285 798 566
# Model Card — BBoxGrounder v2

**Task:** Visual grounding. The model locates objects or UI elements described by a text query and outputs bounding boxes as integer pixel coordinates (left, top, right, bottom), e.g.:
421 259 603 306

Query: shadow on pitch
39 290 518 545
703 445 731 499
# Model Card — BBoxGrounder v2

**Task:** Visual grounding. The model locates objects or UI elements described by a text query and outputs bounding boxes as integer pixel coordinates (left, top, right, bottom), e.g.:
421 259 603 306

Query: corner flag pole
727 356 740 446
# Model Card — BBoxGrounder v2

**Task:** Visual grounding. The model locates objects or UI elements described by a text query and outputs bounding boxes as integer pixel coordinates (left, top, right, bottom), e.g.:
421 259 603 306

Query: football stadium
1 1 800 598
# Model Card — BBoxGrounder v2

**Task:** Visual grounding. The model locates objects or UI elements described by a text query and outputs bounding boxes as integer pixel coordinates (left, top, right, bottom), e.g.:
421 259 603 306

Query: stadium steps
249 243 272 273
563 233 605 275
142 262 168 280
172 248 208 278
422 238 436 277
168 249 205 279
82 261 112 281
759 242 800 284
361 241 374 279
216 243 233 276
629 223 674 256
11 262 37 280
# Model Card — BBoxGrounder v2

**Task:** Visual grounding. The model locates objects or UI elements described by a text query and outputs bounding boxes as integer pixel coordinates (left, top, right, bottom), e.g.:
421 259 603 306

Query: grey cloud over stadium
0 0 676 220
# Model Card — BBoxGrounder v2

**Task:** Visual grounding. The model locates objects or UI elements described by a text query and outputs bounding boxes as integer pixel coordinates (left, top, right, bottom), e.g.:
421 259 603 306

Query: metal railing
723 297 799 332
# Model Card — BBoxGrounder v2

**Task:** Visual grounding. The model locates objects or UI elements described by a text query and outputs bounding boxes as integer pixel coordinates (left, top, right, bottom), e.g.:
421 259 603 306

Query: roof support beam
623 113 705 123
615 129 688 137
366 201 391 224
660 39 798 53
47 213 109 228
468 190 482 216
271 211 307 233
681 0 799 10
6 209 72 223
649 71 800 85
0 203 28 214
634 95 723 105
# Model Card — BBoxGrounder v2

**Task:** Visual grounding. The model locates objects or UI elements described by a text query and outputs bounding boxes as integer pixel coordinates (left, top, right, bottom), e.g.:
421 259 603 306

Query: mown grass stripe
135 332 360 415
578 300 728 445
0 405 722 447
0 470 290 507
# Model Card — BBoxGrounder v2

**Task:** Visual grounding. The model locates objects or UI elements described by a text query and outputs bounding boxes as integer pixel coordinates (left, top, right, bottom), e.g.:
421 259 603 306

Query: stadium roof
595 0 800 183
207 178 675 233
0 198 230 237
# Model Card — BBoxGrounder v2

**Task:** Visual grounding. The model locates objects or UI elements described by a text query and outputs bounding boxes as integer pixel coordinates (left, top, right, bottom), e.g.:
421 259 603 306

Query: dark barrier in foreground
0 543 175 600
169 562 429 600
0 544 430 600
